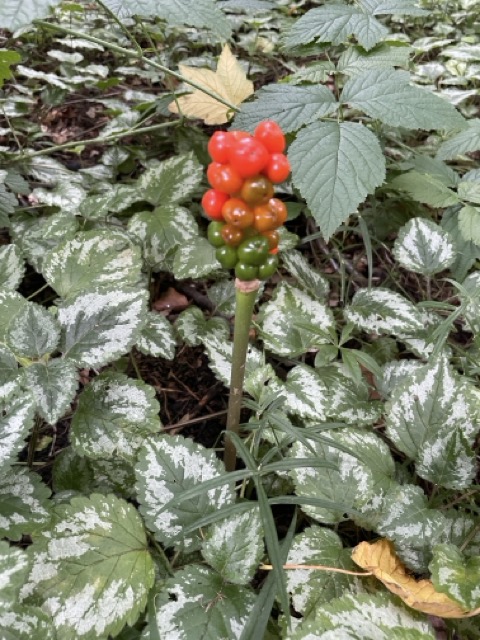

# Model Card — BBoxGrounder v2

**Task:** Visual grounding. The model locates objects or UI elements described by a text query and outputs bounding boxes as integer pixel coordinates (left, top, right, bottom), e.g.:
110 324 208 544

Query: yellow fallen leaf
169 44 254 125
352 539 480 619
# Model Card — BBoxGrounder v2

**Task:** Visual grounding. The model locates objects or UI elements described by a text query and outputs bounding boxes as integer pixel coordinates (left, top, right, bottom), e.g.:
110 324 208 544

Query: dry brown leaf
352 539 480 619
169 44 254 125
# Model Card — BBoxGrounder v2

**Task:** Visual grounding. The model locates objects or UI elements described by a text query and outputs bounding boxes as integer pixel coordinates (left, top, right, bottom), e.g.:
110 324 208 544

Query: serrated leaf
128 206 198 270
393 217 456 275
0 468 50 540
102 0 232 39
202 505 263 585
0 245 24 290
345 287 424 335
32 181 86 215
259 282 334 356
442 208 480 281
459 205 480 246
202 331 263 387
135 312 176 359
0 49 21 87
169 45 253 125
22 493 154 640
135 435 235 549
458 181 480 205
288 61 336 85
386 355 480 489
233 84 337 133
289 591 435 639
6 302 60 359
286 526 359 616
281 250 329 299
280 365 328 422
391 171 460 207
0 389 35 469
461 272 480 334
430 544 480 611
321 366 382 425
0 183 17 225
283 5 389 52
145 565 255 640
23 359 78 425
173 237 219 279
0 605 56 639
0 289 27 343
71 372 161 461
0 345 20 402
338 43 412 76
42 229 142 298
437 119 480 159
378 360 423 396
138 152 203 207
0 540 29 607
207 280 236 316
289 426 394 524
359 0 427 15
175 306 229 348
342 69 465 130
289 121 385 239
0 0 62 30
57 286 147 368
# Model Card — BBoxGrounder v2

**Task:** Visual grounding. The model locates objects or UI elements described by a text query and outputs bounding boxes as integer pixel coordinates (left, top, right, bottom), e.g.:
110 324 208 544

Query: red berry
207 131 234 164
207 162 244 194
265 153 291 184
228 137 270 178
222 198 254 229
254 121 286 153
201 189 229 220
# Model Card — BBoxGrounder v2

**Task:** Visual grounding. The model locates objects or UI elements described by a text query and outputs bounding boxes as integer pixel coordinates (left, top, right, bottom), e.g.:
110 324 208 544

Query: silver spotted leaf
0 244 24 290
6 302 60 359
138 152 203 207
23 359 78 425
135 311 176 359
0 605 56 639
0 389 35 469
0 345 20 402
0 467 51 540
202 331 264 388
430 544 480 610
175 305 229 348
0 289 27 343
393 217 456 275
172 237 219 280
281 250 329 300
0 540 30 608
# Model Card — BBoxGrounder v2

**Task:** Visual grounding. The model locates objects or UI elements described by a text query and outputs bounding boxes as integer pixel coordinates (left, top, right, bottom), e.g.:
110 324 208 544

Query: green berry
258 254 279 279
235 262 259 281
216 245 237 269
208 221 225 247
237 236 270 266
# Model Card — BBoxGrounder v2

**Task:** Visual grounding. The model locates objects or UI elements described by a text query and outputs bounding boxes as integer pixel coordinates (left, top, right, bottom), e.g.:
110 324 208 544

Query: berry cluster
202 121 290 281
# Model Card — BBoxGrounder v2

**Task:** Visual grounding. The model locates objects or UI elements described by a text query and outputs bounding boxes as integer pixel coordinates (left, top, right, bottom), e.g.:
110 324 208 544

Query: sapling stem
224 278 260 472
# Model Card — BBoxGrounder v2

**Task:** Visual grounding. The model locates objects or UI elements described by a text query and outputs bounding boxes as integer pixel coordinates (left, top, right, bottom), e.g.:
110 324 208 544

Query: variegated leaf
202 332 264 388
42 229 143 298
0 345 20 401
344 288 424 335
260 283 335 357
139 153 203 207
393 218 456 275
321 367 382 426
207 280 236 316
71 372 161 461
0 244 24 290
0 289 27 342
135 435 235 549
289 426 395 524
378 360 423 396
6 302 60 359
128 206 198 270
175 306 229 348
286 526 361 616
23 359 78 425
79 184 139 219
144 566 255 640
135 312 176 360
461 272 480 335
281 365 329 422
21 493 154 640
281 250 329 300
57 286 147 368
202 505 263 585
430 544 480 610
0 540 30 607
0 468 50 540
386 355 480 489
172 237 219 280
32 181 86 215
0 389 35 468
0 605 56 639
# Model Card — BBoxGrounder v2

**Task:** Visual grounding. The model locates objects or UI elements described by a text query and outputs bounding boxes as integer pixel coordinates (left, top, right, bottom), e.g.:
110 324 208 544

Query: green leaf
430 544 480 610
458 181 480 205
289 426 395 524
0 50 21 87
172 237 219 279
128 206 198 270
0 389 35 469
175 306 229 348
281 250 329 300
202 331 263 388
342 69 465 130
320 366 382 426
23 359 78 425
288 61 336 85
233 84 338 133
0 290 27 343
393 217 456 275
437 119 480 159
202 505 263 585
286 526 359 616
6 302 60 359
0 245 24 290
71 372 161 462
0 468 51 540
0 183 17 226
337 43 412 76
0 540 29 607
289 591 435 639
259 283 334 357
139 153 203 207
135 435 235 549
441 207 480 281
0 0 62 30
79 184 139 219
0 605 57 639
289 121 385 239
386 355 480 489
283 5 389 52
102 0 232 39
280 365 329 422
136 311 176 359
391 171 460 207
22 493 154 640
144 565 255 640
461 272 480 335
57 286 147 368
32 181 86 215
459 205 480 246
358 0 427 16
42 229 143 298
345 287 424 335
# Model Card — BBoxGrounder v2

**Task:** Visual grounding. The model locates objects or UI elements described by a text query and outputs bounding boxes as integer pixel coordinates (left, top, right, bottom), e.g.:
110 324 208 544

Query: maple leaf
169 45 254 125
352 539 480 619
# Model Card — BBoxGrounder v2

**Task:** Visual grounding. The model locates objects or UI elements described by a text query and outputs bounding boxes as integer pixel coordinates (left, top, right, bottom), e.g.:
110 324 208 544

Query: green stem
33 20 239 112
224 278 260 472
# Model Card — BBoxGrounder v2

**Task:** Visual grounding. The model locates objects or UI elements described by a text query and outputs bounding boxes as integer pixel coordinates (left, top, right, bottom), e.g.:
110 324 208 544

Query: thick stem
224 279 260 472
